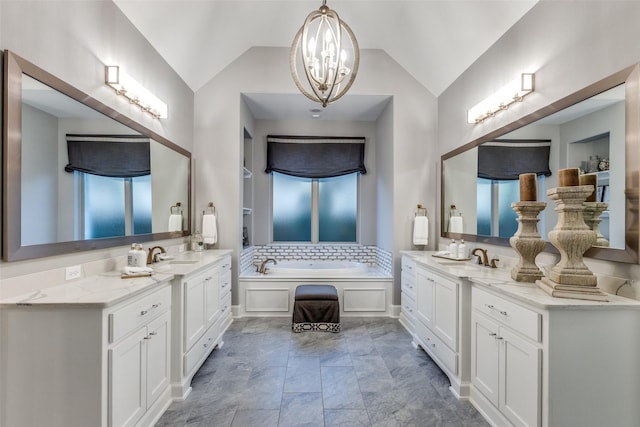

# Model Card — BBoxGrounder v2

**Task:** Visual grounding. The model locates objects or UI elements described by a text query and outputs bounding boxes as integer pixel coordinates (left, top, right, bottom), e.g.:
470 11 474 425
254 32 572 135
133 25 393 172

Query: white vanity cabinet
170 254 232 399
399 256 417 337
0 279 173 427
471 287 541 427
470 283 640 427
407 258 471 398
110 309 171 427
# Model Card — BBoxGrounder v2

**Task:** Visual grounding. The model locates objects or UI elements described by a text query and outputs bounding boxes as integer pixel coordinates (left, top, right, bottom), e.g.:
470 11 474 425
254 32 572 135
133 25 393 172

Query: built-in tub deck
238 260 393 317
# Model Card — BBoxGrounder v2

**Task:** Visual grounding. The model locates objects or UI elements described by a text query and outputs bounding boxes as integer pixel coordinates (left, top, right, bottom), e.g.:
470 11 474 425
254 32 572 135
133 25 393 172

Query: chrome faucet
257 258 277 274
472 248 489 267
147 246 167 265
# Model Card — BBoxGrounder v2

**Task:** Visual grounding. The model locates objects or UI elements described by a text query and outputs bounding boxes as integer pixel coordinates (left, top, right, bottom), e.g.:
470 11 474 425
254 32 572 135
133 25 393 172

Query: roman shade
64 134 151 178
265 135 366 178
478 140 552 180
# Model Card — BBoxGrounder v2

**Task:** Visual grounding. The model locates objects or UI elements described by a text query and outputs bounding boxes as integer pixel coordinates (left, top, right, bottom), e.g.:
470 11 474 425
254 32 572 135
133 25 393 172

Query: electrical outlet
65 265 82 280
179 244 186 253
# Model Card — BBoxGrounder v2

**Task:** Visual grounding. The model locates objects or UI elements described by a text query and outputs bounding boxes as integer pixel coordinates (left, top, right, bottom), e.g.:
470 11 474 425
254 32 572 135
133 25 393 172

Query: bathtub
266 260 369 276
238 259 393 317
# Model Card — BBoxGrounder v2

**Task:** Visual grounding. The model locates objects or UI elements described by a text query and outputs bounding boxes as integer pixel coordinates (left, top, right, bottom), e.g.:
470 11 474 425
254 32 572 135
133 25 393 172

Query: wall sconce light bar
105 65 168 119
467 73 535 124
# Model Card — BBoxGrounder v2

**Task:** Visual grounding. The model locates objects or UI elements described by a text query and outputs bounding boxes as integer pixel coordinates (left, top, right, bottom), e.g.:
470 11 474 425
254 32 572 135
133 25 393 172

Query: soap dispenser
448 239 458 257
127 244 137 267
458 239 467 259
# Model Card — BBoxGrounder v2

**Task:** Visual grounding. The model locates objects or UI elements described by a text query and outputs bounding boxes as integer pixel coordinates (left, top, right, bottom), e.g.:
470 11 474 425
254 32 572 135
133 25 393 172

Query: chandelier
290 0 359 108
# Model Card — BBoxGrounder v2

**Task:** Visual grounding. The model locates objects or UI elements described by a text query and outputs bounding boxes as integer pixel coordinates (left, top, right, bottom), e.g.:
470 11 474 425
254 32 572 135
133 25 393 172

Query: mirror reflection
3 49 191 261
443 84 625 250
20 75 190 246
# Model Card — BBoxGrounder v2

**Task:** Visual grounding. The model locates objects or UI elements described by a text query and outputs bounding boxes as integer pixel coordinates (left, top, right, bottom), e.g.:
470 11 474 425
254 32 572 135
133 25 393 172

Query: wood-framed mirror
441 63 639 263
2 50 192 261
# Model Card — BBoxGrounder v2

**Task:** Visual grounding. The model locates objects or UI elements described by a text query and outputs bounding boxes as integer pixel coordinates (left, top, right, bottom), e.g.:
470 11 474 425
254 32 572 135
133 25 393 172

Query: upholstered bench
292 284 340 333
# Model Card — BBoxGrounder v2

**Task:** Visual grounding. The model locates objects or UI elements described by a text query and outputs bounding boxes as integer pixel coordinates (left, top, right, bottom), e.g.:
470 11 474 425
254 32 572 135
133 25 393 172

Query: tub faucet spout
258 258 277 274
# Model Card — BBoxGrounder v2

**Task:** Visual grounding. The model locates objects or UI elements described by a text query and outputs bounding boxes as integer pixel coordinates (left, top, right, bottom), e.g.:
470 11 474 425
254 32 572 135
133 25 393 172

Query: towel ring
415 204 427 217
170 202 183 215
203 202 216 215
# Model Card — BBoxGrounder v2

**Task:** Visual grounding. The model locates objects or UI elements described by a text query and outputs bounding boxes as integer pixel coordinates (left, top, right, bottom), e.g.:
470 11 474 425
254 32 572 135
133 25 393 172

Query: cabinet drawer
401 291 417 320
401 272 416 298
415 320 458 375
402 257 416 276
219 256 232 272
472 287 541 342
220 271 232 298
220 291 232 318
184 320 219 376
109 285 171 343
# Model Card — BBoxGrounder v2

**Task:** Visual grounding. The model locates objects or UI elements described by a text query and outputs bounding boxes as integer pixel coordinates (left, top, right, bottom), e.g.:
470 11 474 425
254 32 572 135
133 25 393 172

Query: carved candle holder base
535 185 608 302
509 201 546 282
583 201 609 247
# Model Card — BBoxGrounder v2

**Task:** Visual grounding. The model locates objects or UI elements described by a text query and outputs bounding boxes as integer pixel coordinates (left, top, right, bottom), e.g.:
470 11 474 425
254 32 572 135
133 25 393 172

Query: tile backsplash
247 244 393 275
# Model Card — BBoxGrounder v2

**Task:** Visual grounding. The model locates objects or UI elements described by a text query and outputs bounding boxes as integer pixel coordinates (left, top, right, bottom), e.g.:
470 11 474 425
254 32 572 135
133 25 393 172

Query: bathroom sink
437 261 477 267
169 259 201 265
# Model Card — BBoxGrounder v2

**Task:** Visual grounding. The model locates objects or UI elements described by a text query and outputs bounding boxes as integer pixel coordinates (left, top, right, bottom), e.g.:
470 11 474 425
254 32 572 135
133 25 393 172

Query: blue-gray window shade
64 134 150 178
265 135 366 178
478 140 552 180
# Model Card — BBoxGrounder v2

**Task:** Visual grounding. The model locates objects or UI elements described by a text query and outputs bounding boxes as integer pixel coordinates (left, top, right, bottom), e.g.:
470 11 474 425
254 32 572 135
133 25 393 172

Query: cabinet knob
149 332 157 336
140 310 148 316
489 333 497 337
495 336 504 340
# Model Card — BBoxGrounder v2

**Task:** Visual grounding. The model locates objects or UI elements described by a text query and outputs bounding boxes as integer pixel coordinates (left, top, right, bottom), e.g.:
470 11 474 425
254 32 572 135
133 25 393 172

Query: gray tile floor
156 317 489 427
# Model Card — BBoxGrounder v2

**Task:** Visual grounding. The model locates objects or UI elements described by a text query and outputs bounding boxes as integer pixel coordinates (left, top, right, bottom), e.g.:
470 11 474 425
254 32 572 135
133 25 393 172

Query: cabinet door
109 328 146 427
184 275 206 351
433 275 458 350
471 312 500 407
415 268 434 329
499 327 541 427
146 311 171 408
205 270 221 327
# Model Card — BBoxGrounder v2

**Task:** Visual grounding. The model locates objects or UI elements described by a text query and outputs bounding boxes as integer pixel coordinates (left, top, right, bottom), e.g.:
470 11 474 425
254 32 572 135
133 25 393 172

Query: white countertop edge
401 250 640 309
0 249 233 308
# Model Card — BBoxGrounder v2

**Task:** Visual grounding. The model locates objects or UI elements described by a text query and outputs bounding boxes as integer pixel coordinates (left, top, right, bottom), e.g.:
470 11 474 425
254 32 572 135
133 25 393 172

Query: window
81 173 152 239
273 172 357 243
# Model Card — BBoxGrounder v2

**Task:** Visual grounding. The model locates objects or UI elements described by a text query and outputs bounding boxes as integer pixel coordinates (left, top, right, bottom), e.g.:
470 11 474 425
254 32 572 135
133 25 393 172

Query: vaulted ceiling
114 1 537 119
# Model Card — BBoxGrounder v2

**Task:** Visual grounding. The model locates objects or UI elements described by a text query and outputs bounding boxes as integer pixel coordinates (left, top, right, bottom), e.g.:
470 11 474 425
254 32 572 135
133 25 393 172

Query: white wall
0 1 193 281
438 1 640 283
195 47 437 305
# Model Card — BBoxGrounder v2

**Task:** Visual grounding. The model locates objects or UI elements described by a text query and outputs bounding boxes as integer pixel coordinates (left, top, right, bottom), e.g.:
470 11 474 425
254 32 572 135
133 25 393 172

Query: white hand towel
122 266 153 275
413 216 429 245
202 214 217 245
449 216 463 233
168 214 183 232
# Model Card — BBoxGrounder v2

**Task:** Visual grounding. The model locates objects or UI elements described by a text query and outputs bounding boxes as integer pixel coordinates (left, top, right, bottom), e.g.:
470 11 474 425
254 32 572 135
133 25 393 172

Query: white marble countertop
0 272 174 308
150 249 232 277
401 250 640 310
0 249 233 308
